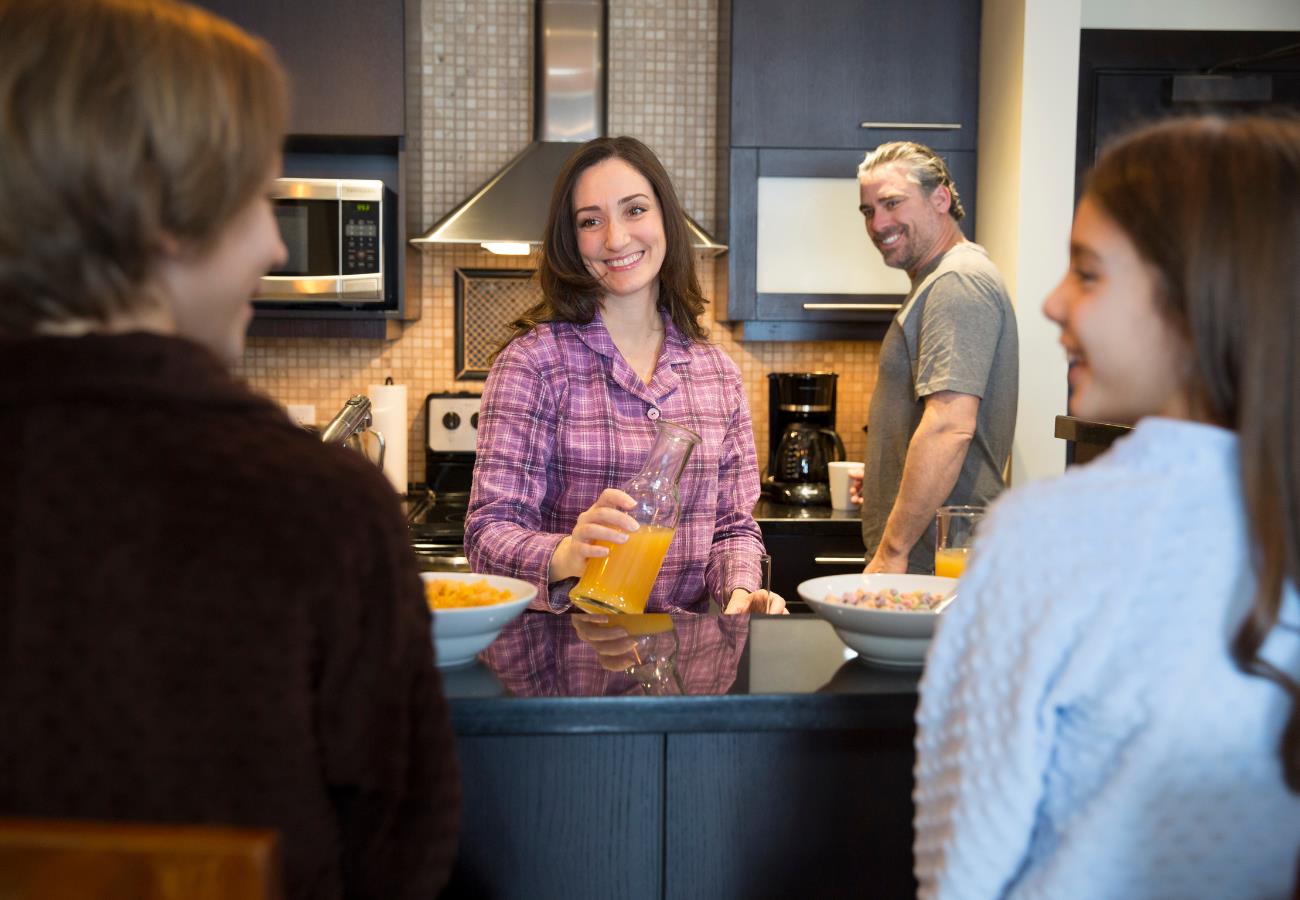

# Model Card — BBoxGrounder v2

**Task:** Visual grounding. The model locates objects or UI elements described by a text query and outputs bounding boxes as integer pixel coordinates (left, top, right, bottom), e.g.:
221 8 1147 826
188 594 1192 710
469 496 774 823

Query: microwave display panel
342 201 380 275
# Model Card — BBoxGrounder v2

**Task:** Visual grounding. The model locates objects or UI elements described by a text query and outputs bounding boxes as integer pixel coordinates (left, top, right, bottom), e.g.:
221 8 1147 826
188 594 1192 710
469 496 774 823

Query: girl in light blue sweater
914 116 1300 899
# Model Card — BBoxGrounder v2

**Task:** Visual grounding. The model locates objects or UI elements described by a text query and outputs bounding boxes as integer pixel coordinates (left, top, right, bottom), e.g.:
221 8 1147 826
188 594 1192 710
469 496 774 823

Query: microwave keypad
342 200 381 275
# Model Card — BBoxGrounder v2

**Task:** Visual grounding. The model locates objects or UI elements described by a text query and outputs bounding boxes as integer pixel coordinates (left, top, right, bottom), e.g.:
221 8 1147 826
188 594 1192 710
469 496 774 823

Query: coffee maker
763 372 846 505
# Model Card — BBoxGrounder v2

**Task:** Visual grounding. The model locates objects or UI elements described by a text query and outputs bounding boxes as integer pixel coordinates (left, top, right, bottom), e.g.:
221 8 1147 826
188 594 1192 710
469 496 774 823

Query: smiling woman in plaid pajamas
464 136 781 616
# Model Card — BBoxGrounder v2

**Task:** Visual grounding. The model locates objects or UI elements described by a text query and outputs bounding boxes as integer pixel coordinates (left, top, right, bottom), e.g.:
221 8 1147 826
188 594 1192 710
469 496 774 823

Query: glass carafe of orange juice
571 420 700 614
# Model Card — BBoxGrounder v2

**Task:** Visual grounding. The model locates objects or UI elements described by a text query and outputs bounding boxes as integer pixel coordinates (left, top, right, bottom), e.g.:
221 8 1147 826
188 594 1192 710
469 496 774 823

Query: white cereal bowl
421 572 537 668
797 573 957 669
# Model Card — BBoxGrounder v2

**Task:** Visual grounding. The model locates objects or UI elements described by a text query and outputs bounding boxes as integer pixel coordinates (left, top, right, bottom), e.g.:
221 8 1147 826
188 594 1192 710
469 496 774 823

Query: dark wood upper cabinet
724 0 982 338
196 0 405 138
191 0 408 336
731 0 980 151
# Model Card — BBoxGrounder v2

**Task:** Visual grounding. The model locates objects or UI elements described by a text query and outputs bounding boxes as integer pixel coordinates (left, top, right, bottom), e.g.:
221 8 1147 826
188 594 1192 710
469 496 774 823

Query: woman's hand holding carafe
548 489 640 583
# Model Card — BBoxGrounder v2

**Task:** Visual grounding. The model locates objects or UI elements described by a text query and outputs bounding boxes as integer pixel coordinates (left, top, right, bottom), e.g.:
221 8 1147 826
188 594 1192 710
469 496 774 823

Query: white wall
977 0 1082 486
1083 0 1300 30
977 0 1300 485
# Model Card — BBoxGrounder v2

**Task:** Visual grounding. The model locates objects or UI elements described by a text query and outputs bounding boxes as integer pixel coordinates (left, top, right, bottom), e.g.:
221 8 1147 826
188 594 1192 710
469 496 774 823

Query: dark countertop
1055 415 1134 466
752 497 862 535
442 612 918 736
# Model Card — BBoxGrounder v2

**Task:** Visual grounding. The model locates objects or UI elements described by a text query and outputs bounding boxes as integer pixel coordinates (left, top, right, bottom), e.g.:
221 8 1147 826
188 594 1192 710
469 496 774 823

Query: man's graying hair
858 141 965 222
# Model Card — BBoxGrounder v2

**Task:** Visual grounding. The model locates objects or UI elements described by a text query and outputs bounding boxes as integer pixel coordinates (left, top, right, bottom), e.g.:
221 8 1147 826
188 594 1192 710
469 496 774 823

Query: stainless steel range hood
410 0 725 257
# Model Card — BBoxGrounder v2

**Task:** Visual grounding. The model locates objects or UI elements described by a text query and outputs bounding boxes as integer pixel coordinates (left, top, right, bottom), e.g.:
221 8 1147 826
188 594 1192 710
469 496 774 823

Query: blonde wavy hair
858 141 966 222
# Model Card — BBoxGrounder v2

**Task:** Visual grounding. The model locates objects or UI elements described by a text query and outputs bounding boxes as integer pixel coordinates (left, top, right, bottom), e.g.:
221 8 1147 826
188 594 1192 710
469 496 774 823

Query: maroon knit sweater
0 333 459 899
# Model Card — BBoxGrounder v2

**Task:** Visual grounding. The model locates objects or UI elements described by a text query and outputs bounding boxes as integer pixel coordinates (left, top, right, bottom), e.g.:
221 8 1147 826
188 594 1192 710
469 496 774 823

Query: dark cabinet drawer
763 530 864 610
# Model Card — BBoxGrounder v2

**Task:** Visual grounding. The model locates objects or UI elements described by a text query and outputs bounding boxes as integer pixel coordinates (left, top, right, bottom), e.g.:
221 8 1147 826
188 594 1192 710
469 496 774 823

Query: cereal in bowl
825 587 946 612
424 578 515 609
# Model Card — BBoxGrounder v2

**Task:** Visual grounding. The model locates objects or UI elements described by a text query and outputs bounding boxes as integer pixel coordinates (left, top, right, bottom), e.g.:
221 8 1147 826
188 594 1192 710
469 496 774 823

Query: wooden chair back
0 817 283 900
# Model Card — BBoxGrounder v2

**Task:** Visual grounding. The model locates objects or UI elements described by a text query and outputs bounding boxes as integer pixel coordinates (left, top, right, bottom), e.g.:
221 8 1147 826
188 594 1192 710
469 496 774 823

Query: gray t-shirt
860 242 1019 574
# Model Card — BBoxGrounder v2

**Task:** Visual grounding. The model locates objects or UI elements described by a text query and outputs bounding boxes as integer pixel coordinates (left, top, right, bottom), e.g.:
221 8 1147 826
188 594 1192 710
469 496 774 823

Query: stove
407 392 481 571
404 490 467 538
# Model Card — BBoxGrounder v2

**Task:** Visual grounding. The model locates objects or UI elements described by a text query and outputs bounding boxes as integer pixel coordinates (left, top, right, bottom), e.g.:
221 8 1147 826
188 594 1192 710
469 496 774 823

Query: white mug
827 461 864 511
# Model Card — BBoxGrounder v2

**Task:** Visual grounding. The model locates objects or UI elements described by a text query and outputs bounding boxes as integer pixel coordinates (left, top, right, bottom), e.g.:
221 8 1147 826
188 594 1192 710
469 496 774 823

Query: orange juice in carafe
570 420 700 615
934 546 969 579
572 525 676 614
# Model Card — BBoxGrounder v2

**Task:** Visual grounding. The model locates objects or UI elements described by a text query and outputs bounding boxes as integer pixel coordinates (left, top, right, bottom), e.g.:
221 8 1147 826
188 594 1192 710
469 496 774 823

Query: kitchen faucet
319 394 386 469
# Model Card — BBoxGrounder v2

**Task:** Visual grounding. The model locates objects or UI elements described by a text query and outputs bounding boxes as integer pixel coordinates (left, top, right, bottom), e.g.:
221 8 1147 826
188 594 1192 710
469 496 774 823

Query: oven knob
442 411 461 430
470 412 479 429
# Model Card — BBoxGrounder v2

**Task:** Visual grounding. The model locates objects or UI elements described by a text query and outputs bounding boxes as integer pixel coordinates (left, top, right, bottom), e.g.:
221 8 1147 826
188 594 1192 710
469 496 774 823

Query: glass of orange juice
934 505 984 579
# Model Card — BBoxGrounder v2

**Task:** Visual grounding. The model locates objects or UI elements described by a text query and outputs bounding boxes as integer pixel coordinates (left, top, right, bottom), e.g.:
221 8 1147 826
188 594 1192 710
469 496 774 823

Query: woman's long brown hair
1086 114 1300 790
501 136 709 349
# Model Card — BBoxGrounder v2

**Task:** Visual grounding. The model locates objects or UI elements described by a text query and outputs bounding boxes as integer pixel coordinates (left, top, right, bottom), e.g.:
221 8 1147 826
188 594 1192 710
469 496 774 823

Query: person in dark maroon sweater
0 1 459 897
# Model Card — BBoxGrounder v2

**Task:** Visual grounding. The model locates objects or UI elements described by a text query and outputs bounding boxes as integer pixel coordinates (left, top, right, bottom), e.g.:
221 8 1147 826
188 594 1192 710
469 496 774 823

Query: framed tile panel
453 268 541 380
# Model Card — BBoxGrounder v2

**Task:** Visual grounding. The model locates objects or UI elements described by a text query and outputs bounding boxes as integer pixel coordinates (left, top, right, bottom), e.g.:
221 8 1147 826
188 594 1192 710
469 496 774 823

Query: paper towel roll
367 381 408 495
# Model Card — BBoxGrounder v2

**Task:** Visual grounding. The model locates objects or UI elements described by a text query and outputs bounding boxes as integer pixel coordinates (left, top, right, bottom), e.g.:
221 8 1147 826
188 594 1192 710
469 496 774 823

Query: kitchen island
439 612 918 899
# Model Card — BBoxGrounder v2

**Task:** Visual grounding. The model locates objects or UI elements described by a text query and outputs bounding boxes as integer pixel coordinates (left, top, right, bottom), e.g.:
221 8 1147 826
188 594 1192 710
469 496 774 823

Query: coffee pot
771 421 846 504
764 372 846 505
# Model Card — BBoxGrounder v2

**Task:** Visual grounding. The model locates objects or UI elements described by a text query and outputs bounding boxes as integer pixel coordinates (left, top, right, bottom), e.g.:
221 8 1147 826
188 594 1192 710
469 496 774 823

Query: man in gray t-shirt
856 142 1018 574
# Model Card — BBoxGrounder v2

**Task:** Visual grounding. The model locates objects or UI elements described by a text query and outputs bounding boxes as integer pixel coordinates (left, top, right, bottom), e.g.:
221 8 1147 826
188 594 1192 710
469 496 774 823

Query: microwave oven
257 177 388 304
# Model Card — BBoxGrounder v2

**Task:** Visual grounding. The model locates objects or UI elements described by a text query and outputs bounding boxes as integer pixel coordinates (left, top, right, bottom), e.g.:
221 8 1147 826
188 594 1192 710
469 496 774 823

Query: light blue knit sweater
915 418 1300 899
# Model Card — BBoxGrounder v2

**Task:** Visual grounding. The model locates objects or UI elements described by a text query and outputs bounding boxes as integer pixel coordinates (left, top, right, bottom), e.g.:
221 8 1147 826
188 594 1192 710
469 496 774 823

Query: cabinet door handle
814 556 867 565
802 302 903 311
859 121 963 131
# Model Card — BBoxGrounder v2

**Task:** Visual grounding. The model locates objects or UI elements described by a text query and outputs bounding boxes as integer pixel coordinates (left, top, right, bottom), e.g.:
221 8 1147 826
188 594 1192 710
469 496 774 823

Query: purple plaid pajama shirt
465 312 765 612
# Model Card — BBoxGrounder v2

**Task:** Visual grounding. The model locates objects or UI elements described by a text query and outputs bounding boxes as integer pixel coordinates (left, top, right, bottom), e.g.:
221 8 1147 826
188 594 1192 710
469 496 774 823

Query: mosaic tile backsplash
232 0 882 486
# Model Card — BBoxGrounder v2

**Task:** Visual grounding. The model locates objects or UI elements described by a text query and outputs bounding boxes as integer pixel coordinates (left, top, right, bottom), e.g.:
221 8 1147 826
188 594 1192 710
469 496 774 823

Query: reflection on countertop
479 613 747 697
440 612 919 735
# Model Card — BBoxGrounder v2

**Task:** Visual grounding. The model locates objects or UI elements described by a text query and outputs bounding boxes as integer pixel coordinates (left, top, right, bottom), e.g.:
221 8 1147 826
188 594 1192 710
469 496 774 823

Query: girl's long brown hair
503 136 709 347
1086 114 1300 790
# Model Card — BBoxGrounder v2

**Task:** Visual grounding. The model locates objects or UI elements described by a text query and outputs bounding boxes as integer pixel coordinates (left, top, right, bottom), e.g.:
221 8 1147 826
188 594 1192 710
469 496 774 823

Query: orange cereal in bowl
424 577 515 609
